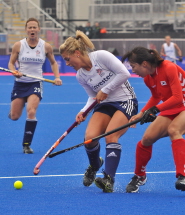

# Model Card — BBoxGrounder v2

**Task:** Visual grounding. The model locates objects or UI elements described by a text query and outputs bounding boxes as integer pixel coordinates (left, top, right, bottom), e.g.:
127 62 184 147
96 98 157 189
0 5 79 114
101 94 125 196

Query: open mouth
31 33 35 36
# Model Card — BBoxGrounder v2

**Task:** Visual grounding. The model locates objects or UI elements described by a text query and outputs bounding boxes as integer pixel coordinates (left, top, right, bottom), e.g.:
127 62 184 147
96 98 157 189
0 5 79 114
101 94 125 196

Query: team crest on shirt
36 50 40 57
160 81 167 86
96 69 105 77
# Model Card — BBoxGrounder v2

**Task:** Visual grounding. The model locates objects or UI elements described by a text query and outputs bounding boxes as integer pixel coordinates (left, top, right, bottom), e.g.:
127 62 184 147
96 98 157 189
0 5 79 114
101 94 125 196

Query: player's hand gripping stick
0 67 55 84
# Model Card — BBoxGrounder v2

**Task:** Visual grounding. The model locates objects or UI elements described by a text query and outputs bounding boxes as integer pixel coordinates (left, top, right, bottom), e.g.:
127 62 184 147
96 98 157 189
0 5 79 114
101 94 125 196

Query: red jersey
141 60 185 115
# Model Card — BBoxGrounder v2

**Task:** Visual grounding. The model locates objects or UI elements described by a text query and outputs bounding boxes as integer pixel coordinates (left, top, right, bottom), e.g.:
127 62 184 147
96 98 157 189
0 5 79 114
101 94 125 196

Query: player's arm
160 44 166 57
140 77 161 113
97 50 131 95
45 42 62 85
141 93 161 113
129 81 161 126
76 73 97 108
136 78 161 125
75 78 96 123
75 97 95 123
174 43 183 61
158 71 183 111
8 41 22 77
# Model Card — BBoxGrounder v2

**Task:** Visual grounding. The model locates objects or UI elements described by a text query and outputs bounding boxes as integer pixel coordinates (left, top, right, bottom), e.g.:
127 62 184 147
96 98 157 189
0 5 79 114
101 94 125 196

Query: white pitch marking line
0 101 148 105
0 171 176 179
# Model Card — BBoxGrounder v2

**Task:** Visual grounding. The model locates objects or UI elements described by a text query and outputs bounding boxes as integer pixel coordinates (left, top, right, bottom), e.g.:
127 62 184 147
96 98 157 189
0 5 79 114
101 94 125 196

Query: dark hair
25 18 40 28
122 46 164 67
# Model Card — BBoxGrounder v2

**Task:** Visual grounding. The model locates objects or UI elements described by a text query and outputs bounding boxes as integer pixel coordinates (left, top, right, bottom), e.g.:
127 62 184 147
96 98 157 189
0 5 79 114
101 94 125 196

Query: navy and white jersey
163 42 176 62
76 50 137 112
16 38 46 82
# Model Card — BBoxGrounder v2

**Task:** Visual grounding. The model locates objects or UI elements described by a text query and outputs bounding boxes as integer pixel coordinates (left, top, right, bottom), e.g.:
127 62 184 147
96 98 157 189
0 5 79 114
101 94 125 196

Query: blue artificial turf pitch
0 75 185 215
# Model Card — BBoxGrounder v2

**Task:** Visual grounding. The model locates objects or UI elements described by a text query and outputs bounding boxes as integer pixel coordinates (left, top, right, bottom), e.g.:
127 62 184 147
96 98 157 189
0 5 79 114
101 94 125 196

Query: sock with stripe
105 142 122 182
22 118 37 147
85 142 101 171
171 139 185 178
135 140 152 177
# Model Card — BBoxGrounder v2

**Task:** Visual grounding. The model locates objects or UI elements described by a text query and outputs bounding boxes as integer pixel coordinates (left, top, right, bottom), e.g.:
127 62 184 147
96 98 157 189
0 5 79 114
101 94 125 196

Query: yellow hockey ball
14 180 23 189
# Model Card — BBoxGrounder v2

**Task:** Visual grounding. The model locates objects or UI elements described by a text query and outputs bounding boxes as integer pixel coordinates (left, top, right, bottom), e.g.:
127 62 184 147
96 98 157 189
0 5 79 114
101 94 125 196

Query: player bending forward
122 46 185 193
59 30 138 193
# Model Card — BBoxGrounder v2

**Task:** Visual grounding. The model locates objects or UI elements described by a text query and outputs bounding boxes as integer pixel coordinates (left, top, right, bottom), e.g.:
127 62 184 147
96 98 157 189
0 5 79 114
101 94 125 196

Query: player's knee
105 135 117 144
84 132 99 147
85 133 94 141
10 114 19 121
84 128 96 140
168 125 179 138
142 134 154 146
27 109 36 119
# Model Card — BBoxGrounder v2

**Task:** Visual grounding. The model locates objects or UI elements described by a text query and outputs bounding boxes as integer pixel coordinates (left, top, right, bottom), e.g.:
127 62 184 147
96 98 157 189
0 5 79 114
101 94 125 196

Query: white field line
0 101 147 105
0 171 176 179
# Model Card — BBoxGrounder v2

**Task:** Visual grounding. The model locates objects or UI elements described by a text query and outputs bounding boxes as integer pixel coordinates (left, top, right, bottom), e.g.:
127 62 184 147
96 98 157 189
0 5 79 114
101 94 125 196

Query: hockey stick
33 100 98 175
0 67 55 84
49 117 142 158
165 55 180 61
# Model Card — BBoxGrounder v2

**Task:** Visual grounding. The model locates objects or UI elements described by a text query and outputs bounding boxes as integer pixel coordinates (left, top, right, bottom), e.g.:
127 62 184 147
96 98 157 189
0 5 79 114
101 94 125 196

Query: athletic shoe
23 145 34 154
175 175 185 191
83 157 104 187
126 175 147 193
94 171 114 193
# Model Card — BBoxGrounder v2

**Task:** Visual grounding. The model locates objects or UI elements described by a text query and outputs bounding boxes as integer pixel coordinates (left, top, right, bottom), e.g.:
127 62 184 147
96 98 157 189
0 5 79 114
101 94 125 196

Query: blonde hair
59 30 95 55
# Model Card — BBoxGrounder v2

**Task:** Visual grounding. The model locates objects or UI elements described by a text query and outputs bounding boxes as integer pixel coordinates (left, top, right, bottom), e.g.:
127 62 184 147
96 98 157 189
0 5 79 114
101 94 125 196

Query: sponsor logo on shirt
21 57 44 62
93 72 114 90
160 81 167 86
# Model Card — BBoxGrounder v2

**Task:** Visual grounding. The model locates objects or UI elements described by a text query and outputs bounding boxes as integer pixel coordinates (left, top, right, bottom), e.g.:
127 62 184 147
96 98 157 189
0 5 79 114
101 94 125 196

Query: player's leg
126 115 171 193
94 99 138 192
94 110 129 192
168 111 185 191
83 111 111 186
22 94 40 154
9 81 26 120
9 98 25 120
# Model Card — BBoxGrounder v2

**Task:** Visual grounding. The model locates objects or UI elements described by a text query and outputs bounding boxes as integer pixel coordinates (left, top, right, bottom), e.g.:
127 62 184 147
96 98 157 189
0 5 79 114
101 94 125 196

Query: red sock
135 141 152 176
171 139 185 178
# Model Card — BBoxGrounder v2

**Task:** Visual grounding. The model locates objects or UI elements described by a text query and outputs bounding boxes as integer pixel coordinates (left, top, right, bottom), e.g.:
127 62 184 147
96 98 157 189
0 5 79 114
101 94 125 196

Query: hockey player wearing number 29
8 18 62 154
59 30 138 193
122 46 185 193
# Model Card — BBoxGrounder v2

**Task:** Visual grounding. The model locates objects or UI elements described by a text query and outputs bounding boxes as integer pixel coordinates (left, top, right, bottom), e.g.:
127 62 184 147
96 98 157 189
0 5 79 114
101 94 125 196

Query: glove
140 106 160 125
179 57 183 62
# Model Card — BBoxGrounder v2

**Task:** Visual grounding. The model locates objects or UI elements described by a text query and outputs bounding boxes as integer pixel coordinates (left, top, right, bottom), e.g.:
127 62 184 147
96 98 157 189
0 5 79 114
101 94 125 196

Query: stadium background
1 0 185 74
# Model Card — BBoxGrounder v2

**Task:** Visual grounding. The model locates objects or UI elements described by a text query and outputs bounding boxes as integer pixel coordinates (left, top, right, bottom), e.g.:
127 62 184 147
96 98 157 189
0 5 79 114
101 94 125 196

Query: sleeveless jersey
163 42 176 62
16 38 46 82
76 50 136 112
